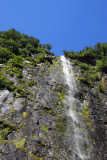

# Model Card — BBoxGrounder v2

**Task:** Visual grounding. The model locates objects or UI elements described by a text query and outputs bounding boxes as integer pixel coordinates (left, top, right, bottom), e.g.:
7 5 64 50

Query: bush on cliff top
0 28 54 64
63 42 107 73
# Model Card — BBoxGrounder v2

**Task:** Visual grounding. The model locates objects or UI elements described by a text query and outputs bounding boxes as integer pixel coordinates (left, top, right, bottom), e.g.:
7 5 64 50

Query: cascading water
60 56 92 160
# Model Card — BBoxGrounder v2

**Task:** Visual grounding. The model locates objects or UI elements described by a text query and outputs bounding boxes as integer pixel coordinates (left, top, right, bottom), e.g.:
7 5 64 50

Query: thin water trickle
60 56 92 160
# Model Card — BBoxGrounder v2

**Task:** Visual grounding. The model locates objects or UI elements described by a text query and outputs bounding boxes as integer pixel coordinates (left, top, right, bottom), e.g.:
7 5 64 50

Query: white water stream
60 56 92 160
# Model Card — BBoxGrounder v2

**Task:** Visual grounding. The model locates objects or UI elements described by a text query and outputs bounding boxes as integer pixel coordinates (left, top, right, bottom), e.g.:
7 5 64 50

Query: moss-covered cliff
0 29 107 160
64 45 107 160
0 29 69 159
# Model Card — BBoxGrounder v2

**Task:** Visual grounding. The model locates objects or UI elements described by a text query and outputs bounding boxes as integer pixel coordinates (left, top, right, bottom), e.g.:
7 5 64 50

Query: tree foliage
63 42 107 73
0 28 54 63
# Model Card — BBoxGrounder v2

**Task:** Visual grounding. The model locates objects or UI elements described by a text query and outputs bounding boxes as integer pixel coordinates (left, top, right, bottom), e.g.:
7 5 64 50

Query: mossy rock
0 120 17 141
0 128 11 141
41 126 48 132
23 112 28 118
13 138 26 150
28 153 45 160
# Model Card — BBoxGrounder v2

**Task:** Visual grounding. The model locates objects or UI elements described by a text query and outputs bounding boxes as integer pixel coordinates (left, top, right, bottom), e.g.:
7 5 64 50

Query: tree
2 29 21 41
45 44 52 51
0 48 13 63
94 42 101 50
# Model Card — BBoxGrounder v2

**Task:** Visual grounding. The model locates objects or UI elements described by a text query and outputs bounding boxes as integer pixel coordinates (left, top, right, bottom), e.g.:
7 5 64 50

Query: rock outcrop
0 57 107 160
0 57 68 160
73 62 107 160
0 29 106 160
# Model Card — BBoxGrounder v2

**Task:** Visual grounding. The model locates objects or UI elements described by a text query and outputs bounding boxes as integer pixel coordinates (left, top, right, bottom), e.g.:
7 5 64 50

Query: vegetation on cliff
0 28 53 63
63 43 107 159
63 42 107 73
0 29 54 92
0 29 53 62
0 29 106 159
63 43 107 95
0 29 68 160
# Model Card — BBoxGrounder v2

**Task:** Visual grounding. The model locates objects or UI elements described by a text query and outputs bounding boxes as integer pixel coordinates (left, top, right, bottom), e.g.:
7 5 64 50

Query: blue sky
0 0 107 56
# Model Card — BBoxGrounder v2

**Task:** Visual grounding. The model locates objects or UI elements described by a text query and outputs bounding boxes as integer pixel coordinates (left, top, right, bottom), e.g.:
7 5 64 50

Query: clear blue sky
0 0 107 56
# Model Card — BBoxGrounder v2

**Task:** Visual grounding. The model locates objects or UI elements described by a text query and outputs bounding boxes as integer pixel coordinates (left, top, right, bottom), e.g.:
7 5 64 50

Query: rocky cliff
64 43 107 160
0 56 107 160
0 56 70 160
72 62 107 160
0 29 107 160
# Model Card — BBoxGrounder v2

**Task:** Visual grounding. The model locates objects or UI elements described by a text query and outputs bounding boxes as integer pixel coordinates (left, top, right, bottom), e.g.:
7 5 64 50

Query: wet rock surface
0 57 68 160
73 64 107 160
0 57 106 160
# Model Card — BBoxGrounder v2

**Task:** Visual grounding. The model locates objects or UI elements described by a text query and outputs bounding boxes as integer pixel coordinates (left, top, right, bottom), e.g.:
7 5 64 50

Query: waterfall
60 56 92 160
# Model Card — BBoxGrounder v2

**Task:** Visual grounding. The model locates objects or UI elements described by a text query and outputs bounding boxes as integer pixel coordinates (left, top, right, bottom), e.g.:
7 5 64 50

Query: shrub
96 58 107 73
79 77 90 85
1 29 21 41
16 69 23 78
79 50 96 59
1 39 20 54
25 44 36 55
72 60 79 65
0 29 54 65
97 84 104 93
12 56 23 69
0 74 16 91
90 73 99 81
0 48 13 63
79 63 90 70
36 54 45 63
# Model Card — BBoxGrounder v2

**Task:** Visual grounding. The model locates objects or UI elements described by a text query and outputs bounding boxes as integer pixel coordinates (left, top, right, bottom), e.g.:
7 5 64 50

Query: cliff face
0 57 69 160
72 62 107 160
0 30 107 160
64 43 107 159
0 56 107 160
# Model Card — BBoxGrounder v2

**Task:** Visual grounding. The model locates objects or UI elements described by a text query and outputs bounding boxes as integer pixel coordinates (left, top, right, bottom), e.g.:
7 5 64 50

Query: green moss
0 120 17 141
9 101 13 105
0 120 17 143
0 128 11 140
41 125 48 132
40 110 47 116
35 98 38 102
27 97 34 101
58 93 64 101
33 107 38 110
27 79 37 87
28 153 45 160
86 121 92 126
14 91 28 98
31 134 37 138
21 100 25 104
56 121 66 134
23 112 28 118
2 121 17 130
82 105 90 119
19 121 26 127
10 109 15 113
13 138 26 150
13 85 28 98
0 139 8 145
